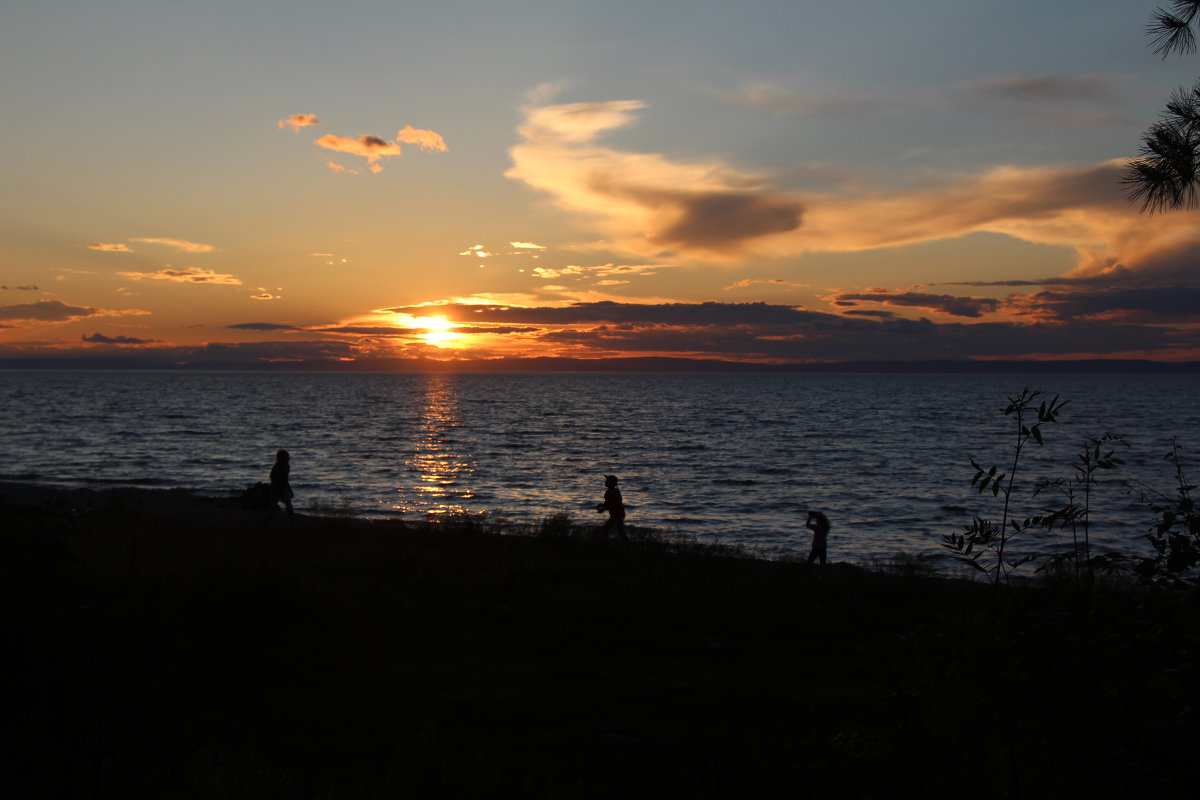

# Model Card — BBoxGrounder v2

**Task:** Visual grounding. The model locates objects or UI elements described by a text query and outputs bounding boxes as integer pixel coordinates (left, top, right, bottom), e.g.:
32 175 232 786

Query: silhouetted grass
3 487 1199 798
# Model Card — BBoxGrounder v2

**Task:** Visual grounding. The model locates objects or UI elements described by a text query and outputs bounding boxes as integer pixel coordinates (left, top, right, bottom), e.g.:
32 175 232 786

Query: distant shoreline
2 356 1199 373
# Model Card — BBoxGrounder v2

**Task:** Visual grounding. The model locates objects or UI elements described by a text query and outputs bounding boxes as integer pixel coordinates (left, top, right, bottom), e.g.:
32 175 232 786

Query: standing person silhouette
596 474 627 541
806 510 830 565
269 449 294 521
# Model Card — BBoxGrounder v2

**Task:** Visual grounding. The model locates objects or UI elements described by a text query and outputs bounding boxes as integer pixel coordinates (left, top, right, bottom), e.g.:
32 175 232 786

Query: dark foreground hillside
3 484 1198 798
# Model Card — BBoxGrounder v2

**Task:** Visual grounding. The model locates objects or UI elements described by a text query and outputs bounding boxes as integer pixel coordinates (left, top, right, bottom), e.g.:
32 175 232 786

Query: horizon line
2 355 1199 375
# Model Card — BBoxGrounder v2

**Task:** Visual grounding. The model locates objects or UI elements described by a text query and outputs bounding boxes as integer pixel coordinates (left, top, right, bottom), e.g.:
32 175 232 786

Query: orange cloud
130 237 215 253
507 93 1200 279
725 278 790 290
312 125 447 173
314 134 401 164
117 267 242 285
87 241 132 252
278 113 321 132
396 125 447 152
506 97 803 260
792 160 1200 280
530 262 674 283
533 266 584 279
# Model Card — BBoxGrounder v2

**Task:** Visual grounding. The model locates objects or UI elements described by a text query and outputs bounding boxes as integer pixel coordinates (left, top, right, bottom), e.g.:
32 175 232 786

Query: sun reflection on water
398 374 477 517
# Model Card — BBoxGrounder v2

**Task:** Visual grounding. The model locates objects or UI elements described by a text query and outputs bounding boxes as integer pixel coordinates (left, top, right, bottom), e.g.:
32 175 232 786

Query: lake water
2 370 1197 572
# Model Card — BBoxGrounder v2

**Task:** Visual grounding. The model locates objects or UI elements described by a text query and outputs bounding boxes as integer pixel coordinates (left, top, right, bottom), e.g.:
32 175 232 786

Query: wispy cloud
0 299 146 323
719 81 882 117
82 332 157 345
529 262 673 283
87 241 133 253
781 161 1200 290
831 290 1004 319
532 266 583 279
725 278 791 290
228 322 300 331
310 252 350 264
720 73 1129 119
130 237 215 253
314 134 401 163
117 267 242 285
508 93 1194 272
396 125 447 152
459 244 492 258
906 239 1200 326
1 300 100 322
311 124 448 173
278 113 322 132
506 95 803 260
963 74 1126 104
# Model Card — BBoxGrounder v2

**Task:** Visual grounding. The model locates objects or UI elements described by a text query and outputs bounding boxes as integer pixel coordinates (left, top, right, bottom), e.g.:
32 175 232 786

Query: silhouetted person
270 449 294 521
806 510 830 565
596 473 627 541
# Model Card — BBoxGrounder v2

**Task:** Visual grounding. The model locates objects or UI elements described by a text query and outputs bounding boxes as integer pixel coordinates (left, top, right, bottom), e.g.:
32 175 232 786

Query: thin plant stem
996 407 1025 586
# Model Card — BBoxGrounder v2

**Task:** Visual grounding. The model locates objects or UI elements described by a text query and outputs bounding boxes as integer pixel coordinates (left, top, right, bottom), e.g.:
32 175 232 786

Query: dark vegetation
942 387 1200 589
3 485 1199 798
1125 1 1200 212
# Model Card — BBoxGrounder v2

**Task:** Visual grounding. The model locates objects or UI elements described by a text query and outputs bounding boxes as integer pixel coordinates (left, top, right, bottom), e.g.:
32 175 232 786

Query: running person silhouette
596 474 627 541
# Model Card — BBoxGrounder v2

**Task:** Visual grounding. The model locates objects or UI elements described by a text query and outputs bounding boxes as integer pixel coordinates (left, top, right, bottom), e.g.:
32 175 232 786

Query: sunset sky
3 0 1199 366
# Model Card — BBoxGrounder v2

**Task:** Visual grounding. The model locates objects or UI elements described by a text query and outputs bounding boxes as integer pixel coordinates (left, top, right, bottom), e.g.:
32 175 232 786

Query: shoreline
0 479 940 573
0 479 1136 578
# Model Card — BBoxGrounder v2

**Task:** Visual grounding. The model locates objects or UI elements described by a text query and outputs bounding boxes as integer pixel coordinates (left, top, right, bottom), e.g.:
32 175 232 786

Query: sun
413 316 462 347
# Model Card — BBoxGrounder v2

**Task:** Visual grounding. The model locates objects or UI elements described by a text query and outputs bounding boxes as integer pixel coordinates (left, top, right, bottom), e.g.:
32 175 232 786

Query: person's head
808 510 830 530
604 474 619 488
276 449 289 463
